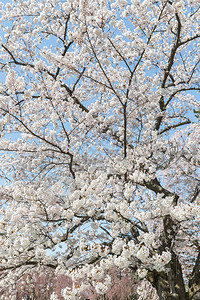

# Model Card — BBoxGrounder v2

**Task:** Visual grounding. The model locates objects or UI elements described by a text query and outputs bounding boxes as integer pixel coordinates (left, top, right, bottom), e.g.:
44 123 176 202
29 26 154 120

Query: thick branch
159 119 191 134
144 178 179 204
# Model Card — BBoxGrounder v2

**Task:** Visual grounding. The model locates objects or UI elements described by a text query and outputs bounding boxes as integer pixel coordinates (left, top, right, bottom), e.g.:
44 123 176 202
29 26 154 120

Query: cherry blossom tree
0 266 59 299
0 267 139 300
0 0 199 299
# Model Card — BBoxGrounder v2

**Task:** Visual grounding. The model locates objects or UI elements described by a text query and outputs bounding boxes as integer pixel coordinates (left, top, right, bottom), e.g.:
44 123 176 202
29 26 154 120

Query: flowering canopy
0 0 199 299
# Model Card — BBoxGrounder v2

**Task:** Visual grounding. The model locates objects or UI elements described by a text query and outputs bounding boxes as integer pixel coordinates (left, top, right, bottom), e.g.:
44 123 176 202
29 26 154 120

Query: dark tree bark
147 251 200 300
147 252 188 300
188 252 200 300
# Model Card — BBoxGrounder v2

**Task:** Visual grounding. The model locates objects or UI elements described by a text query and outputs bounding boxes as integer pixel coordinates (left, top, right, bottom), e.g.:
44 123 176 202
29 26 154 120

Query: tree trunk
147 252 188 300
188 252 200 300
